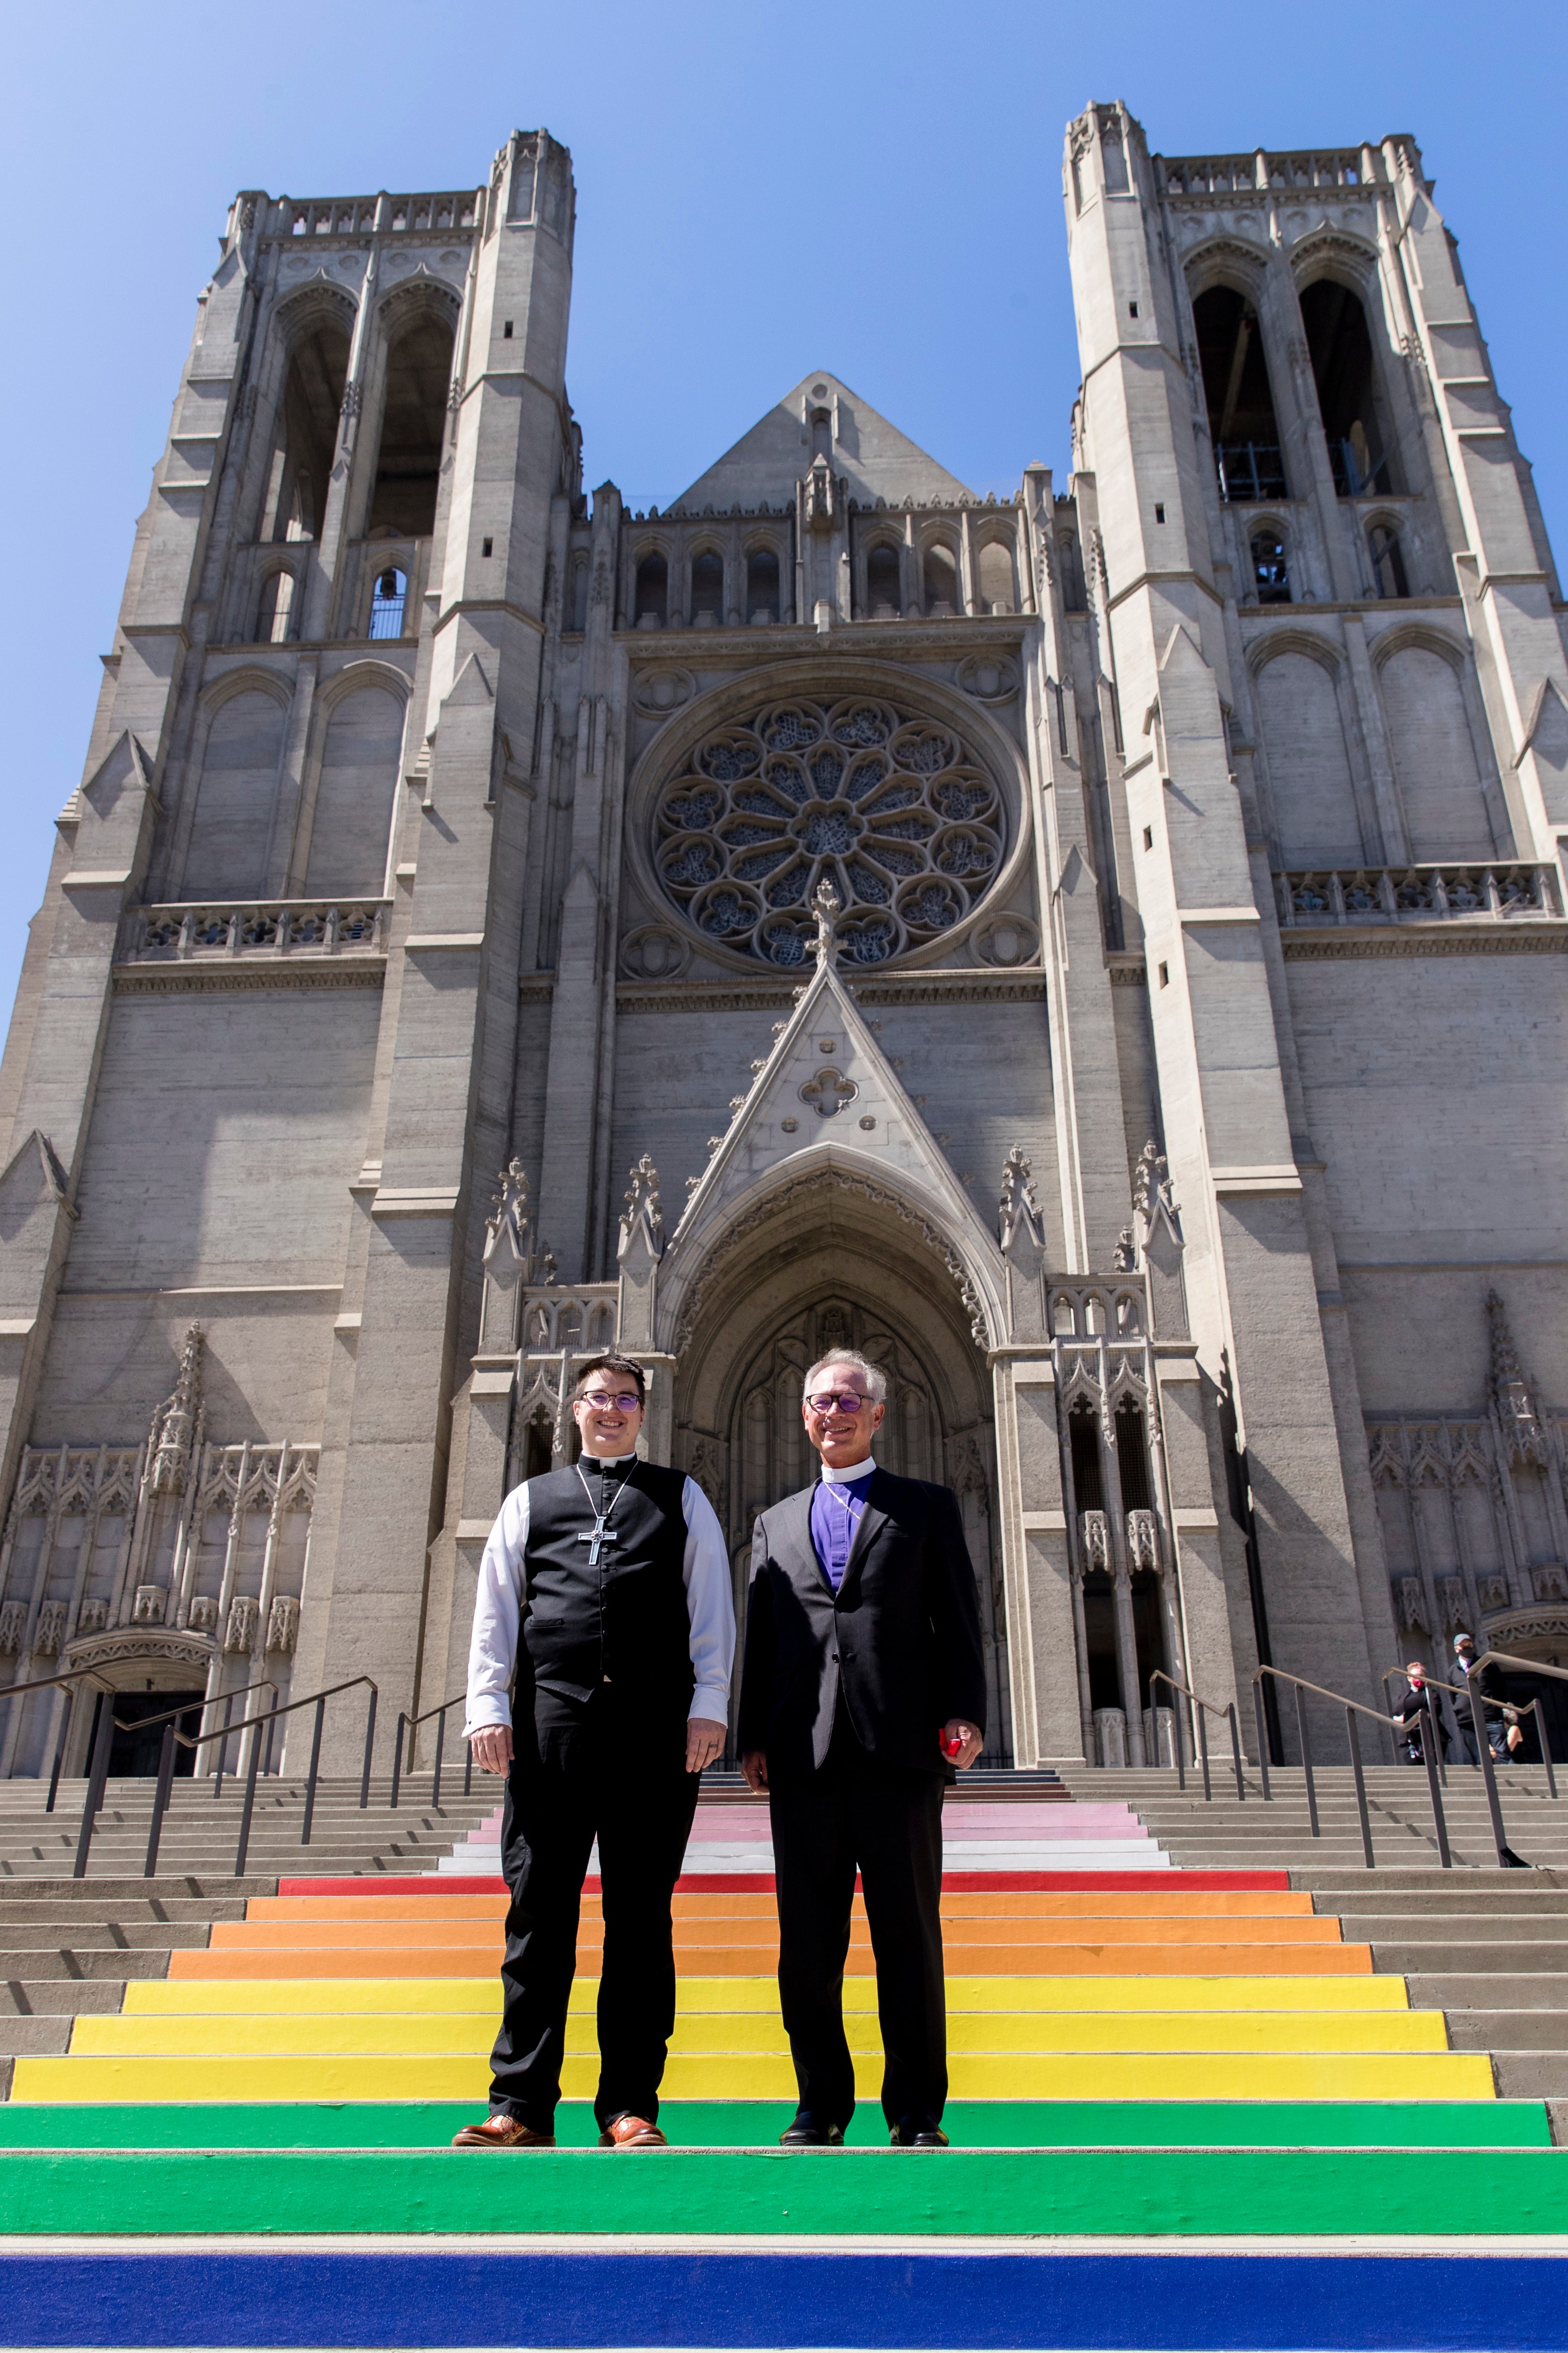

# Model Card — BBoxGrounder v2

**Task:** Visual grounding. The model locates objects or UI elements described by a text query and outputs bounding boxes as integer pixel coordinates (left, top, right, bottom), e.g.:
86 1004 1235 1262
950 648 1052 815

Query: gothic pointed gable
665 908 1004 1340
674 371 972 514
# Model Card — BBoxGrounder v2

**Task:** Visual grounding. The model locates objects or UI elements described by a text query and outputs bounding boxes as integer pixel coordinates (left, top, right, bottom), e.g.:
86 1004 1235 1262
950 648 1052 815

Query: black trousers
488 1686 699 2133
768 1712 946 2133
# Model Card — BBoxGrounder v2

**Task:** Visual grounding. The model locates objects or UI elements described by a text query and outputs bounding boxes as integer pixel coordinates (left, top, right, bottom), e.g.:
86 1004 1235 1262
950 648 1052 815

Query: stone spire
148 1323 204 1496
1486 1290 1545 1463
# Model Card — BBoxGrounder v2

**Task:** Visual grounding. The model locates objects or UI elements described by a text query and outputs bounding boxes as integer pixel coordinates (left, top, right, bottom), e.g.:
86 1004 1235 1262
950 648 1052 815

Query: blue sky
3 0 1563 1019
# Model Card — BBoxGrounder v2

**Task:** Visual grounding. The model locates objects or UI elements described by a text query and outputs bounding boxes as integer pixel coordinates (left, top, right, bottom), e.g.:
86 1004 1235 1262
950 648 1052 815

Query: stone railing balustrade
1276 863 1560 929
1161 148 1373 196
270 191 481 239
123 901 390 962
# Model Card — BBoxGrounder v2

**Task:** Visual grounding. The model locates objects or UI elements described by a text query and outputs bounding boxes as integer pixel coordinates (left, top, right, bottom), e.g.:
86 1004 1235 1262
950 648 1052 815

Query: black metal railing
1147 1669 1245 1801
388 1694 471 1812
1215 442 1288 503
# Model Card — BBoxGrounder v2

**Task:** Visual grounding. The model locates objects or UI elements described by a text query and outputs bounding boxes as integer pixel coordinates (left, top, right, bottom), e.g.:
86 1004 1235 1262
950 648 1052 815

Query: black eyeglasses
579 1392 643 1412
807 1391 870 1414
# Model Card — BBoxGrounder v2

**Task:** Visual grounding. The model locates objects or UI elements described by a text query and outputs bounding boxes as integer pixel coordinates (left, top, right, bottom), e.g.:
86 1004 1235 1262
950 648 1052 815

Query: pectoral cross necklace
575 1459 633 1568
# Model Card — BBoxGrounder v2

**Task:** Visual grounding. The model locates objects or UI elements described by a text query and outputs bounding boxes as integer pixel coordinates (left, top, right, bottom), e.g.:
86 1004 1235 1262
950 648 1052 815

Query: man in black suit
738 1348 986 2149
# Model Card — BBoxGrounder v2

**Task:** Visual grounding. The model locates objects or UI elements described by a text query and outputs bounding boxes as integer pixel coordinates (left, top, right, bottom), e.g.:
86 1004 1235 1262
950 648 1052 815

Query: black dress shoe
780 2116 845 2146
890 2123 949 2147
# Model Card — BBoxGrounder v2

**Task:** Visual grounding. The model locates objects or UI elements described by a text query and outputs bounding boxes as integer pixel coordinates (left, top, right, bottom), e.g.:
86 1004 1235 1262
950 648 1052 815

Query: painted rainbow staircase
3 1776 1567 2350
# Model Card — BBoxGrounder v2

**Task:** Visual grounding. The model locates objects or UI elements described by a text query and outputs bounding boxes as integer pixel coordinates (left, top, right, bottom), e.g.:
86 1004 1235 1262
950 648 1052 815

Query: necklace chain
576 1457 635 1530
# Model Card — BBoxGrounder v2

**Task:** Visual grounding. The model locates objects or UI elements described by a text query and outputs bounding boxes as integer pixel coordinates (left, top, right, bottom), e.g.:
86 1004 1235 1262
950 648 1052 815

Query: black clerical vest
519 1460 693 1709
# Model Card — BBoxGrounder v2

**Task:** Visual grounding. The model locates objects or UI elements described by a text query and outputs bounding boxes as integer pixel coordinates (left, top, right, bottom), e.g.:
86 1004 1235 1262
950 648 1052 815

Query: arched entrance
668 1175 1012 1761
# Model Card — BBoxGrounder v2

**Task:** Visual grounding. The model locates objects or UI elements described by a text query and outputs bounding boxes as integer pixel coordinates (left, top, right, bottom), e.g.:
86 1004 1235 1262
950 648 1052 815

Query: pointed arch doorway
671 1213 1012 1763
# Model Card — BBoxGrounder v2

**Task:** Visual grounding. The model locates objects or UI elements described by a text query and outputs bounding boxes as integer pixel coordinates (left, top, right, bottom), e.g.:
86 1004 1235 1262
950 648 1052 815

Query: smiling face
572 1371 647 1459
801 1357 886 1472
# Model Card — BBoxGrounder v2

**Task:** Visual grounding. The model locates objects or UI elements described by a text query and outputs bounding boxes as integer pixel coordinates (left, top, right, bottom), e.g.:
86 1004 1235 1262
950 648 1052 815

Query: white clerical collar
582 1450 639 1467
820 1456 877 1484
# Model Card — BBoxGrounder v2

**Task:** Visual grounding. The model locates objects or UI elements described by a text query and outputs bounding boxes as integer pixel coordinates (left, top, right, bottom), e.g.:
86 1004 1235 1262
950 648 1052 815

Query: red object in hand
940 1730 964 1760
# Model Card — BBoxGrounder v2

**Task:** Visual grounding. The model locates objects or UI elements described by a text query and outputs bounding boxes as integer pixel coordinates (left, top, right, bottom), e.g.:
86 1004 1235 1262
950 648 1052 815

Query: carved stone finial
149 1323 205 1497
812 878 842 966
619 1153 665 1261
1132 1138 1173 1222
1486 1290 1543 1456
483 1159 531 1268
1113 1226 1136 1273
997 1145 1041 1253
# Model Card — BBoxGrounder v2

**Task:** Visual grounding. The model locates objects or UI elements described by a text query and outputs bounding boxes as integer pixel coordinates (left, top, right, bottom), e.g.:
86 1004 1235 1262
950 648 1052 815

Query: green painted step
0 2099 1550 2151
7 2146 1568 2238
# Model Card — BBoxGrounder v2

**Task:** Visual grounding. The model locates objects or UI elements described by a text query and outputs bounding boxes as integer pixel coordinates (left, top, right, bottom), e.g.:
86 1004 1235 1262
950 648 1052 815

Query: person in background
1451 1632 1513 1766
1391 1661 1442 1766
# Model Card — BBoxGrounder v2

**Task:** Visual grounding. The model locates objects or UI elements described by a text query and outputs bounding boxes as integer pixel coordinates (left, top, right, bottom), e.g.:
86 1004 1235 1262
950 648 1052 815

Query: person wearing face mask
738 1347 986 2151
453 1354 734 2152
1390 1661 1443 1766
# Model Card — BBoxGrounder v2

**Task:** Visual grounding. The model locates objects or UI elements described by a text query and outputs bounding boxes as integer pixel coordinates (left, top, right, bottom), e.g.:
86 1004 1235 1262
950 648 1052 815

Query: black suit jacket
737 1466 987 1783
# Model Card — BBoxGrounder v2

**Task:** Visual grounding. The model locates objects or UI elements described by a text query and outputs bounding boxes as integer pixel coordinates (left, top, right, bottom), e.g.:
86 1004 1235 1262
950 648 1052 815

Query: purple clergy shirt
809 1467 877 1594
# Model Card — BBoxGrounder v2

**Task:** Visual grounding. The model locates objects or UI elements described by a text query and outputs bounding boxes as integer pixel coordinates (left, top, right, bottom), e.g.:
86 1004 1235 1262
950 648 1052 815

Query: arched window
1367 521 1408 600
1249 528 1291 604
567 551 590 633
690 549 724 627
265 314 350 543
1058 532 1088 611
865 544 901 618
368 566 407 640
1300 279 1397 495
746 547 780 623
182 689 287 899
304 683 404 897
1192 285 1287 501
924 544 959 617
635 552 668 628
977 540 1015 615
367 308 455 537
255 570 296 644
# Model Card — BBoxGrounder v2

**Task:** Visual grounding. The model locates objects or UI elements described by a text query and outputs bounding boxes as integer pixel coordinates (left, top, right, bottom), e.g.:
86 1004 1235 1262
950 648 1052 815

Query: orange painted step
169 1939 1372 1980
208 1914 1339 1952
243 1889 1316 1924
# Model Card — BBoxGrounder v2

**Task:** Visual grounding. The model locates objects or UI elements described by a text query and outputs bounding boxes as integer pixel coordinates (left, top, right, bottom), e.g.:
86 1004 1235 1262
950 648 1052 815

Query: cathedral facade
2 105 1566 1779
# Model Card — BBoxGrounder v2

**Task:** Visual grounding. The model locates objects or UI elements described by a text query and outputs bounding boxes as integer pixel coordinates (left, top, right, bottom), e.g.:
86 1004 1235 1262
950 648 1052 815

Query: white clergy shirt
464 1455 736 1737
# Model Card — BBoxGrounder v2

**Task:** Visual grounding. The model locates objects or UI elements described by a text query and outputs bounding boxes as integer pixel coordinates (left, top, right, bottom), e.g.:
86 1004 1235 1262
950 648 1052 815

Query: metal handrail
1381 1670 1450 1790
1402 1653 1564 1870
69 1671 379 1879
1147 1669 1244 1802
389 1693 470 1812
0 1667 115 1814
1255 1663 1437 1869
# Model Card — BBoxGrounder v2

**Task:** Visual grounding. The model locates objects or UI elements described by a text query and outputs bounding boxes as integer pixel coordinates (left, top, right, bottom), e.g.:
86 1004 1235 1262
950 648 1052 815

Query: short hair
802 1349 887 1407
574 1353 647 1406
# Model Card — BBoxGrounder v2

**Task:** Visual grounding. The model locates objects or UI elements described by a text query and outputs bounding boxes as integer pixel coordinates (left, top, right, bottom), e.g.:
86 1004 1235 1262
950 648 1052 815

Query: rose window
654 698 1003 964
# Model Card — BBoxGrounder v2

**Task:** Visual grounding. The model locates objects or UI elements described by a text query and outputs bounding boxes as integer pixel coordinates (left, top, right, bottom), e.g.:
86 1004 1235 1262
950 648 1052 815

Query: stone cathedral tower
3 111 1566 1781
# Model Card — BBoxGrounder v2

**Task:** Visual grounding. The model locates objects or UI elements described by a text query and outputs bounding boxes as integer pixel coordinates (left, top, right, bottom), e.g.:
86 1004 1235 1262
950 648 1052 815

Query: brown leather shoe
597 2112 668 2148
451 2112 556 2149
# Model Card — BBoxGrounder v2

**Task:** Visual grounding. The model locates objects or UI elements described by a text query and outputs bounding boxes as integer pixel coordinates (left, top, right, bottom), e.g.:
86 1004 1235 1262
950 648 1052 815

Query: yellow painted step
11 2049 1495 2106
72 2008 1450 2060
120 1973 1413 2017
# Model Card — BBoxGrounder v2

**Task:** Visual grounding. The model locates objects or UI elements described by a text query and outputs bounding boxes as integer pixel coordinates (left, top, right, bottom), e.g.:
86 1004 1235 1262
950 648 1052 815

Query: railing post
1227 1702 1244 1802
1538 1703 1558 1802
234 1706 266 1877
463 1739 473 1797
360 1684 377 1810
1420 1707 1452 1868
46 1694 74 1816
1347 1706 1374 1868
1294 1683 1319 1838
300 1694 327 1845
1472 1712 1518 1867
144 1723 176 1878
389 1712 406 1809
73 1690 115 1879
213 1693 235 1799
1196 1704 1211 1803
431 1707 446 1811
1253 1683 1272 1801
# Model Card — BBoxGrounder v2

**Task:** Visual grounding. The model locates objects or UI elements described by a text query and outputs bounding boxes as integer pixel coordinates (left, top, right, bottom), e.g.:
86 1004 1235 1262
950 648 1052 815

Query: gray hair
803 1349 887 1407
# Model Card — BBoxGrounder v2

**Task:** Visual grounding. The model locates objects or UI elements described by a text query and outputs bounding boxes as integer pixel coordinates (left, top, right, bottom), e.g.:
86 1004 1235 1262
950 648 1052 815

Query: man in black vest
739 1348 985 2149
453 1355 734 2149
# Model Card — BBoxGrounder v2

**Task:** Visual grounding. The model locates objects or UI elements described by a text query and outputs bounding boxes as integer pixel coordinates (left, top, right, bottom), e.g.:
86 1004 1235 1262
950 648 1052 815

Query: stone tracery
652 696 1004 965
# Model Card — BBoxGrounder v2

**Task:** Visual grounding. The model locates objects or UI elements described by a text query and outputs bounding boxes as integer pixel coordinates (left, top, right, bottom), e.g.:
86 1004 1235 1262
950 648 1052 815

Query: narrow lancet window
368 311 454 537
1192 285 1287 502
1300 280 1398 496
